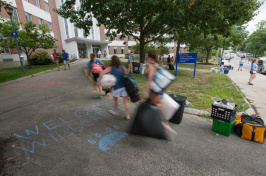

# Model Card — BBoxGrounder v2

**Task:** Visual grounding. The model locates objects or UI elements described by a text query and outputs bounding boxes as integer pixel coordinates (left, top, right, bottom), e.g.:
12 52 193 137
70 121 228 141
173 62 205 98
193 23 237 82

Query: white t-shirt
98 50 101 55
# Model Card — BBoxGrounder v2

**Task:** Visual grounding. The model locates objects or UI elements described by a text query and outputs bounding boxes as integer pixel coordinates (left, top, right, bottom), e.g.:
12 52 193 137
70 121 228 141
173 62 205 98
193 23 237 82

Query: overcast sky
246 2 266 35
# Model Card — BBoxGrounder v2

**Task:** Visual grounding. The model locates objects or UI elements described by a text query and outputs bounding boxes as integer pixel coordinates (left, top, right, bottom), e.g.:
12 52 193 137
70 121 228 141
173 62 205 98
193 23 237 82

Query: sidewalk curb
83 66 211 117
0 59 80 86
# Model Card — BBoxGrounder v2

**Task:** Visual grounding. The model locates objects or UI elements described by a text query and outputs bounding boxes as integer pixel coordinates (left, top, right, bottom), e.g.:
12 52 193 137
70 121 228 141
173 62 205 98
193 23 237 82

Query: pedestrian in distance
238 58 244 71
98 49 101 58
128 52 134 73
144 50 177 135
52 49 60 71
218 57 221 66
62 50 70 70
103 50 107 59
158 55 163 66
99 55 130 120
248 58 259 85
166 55 171 69
87 53 103 98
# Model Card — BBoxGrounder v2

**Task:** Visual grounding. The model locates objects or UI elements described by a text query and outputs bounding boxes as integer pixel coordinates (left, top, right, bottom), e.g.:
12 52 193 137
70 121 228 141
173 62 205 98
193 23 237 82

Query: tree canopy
0 21 57 67
57 0 262 63
245 20 266 57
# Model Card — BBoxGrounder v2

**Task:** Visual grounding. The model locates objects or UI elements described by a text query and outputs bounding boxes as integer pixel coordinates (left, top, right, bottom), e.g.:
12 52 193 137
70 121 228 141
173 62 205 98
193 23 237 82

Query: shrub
58 52 64 63
30 49 53 65
125 53 130 59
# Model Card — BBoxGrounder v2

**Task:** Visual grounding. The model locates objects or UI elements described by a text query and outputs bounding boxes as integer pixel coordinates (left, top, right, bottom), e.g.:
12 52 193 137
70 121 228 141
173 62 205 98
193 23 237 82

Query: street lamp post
4 6 25 72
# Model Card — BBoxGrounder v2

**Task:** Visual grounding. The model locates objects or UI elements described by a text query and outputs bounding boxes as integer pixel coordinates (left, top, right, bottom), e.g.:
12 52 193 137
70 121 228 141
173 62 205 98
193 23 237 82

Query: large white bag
100 74 117 88
160 93 180 120
151 68 175 93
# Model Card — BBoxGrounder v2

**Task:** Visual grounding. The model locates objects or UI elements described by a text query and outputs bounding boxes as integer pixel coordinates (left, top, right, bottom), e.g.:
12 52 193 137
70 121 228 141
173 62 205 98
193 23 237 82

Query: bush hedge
30 50 53 65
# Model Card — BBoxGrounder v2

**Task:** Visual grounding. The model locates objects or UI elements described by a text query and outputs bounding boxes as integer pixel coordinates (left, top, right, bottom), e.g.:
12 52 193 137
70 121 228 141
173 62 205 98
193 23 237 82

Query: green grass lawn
161 61 215 70
0 63 64 83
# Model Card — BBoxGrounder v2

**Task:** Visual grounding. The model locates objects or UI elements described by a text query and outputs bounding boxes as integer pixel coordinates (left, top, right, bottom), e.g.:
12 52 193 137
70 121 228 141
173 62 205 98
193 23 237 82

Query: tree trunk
139 33 145 63
175 40 181 63
25 50 31 69
206 47 211 64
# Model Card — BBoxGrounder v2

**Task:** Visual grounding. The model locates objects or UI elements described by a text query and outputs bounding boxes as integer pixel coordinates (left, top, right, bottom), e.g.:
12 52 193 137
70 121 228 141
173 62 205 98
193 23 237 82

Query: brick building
0 0 63 65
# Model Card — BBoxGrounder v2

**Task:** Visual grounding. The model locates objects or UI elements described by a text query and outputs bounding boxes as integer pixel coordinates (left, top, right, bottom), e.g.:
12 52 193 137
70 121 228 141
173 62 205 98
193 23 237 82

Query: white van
258 57 266 73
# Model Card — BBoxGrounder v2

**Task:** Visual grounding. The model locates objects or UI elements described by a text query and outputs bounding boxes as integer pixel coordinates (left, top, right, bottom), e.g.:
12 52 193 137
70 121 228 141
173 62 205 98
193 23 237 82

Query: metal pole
10 15 24 72
221 39 225 60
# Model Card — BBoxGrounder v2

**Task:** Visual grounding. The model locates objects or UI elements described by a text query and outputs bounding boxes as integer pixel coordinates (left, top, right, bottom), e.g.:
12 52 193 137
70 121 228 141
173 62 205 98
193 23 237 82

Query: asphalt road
0 59 266 176
228 53 252 71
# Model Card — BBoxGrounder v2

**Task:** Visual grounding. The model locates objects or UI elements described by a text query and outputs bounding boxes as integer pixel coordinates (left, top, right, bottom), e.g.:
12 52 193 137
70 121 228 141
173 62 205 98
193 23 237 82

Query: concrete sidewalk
223 59 266 121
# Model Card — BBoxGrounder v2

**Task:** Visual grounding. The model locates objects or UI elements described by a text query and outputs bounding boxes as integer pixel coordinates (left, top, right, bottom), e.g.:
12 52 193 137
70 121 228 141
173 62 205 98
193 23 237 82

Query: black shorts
92 73 100 81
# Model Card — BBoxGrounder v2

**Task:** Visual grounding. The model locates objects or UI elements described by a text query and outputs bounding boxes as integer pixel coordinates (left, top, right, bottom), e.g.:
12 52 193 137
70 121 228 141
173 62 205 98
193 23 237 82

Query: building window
114 35 117 40
24 0 28 2
121 46 125 54
25 13 32 22
44 2 49 12
105 35 109 40
38 18 43 26
108 46 110 54
35 0 40 8
64 19 69 39
48 22 53 32
128 46 131 52
114 46 118 54
74 26 78 37
128 35 131 41
12 8 18 21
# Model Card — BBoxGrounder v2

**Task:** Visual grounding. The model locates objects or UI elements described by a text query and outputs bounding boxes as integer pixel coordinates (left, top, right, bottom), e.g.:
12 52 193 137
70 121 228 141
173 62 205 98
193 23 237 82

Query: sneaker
248 82 253 85
125 115 130 120
96 94 102 99
109 109 119 116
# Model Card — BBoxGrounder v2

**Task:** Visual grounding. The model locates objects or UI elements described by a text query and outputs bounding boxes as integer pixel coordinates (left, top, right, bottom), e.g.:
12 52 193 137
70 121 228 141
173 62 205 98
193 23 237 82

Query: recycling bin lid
170 94 187 101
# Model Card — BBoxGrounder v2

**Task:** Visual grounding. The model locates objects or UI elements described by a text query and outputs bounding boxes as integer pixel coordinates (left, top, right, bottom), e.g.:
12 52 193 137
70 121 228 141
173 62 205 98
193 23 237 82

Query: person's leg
122 96 130 119
128 64 131 73
249 74 255 84
98 85 102 97
109 96 119 115
56 60 60 70
68 63 70 69
64 61 66 70
130 63 133 73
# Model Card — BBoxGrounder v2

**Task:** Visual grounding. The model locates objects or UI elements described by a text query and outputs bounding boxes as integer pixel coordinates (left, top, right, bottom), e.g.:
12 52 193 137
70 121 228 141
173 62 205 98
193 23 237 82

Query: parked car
258 57 266 74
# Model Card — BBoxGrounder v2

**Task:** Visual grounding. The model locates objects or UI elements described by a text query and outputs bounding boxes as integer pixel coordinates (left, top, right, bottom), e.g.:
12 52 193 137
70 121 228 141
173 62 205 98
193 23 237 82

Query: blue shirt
111 66 125 90
240 60 244 64
129 54 134 62
62 53 69 61
251 63 257 71
218 58 221 62
87 59 102 70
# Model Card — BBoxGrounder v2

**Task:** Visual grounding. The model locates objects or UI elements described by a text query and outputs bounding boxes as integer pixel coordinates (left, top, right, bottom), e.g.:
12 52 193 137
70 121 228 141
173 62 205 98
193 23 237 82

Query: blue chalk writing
55 131 74 139
16 136 46 153
43 119 61 130
74 109 89 118
49 134 58 142
59 117 78 124
88 125 128 151
14 125 39 139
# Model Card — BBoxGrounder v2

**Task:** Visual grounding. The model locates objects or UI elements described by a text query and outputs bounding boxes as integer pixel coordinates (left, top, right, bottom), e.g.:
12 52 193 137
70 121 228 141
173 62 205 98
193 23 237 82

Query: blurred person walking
144 50 176 135
238 58 244 71
248 58 258 85
52 49 60 71
128 52 134 73
99 55 130 120
87 53 103 98
62 50 70 70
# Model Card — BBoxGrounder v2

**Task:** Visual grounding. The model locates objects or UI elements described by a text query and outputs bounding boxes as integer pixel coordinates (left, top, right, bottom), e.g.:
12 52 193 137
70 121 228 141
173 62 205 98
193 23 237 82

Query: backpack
91 60 103 73
122 74 140 102
234 114 266 144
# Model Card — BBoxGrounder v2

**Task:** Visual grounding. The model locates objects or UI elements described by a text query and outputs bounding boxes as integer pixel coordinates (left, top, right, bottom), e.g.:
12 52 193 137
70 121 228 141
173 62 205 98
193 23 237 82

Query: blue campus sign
175 53 198 78
11 32 18 38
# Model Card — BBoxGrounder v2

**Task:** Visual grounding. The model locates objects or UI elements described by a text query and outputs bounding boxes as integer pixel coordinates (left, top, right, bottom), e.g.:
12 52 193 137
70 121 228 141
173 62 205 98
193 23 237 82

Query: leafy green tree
131 43 158 54
57 0 262 63
0 21 56 68
158 44 169 56
245 28 266 57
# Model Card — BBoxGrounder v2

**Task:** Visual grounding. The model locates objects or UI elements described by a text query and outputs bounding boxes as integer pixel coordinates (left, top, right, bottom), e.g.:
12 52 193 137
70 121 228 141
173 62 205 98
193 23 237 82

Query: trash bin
169 94 187 124
132 62 140 74
224 69 229 74
221 61 224 65
140 63 146 74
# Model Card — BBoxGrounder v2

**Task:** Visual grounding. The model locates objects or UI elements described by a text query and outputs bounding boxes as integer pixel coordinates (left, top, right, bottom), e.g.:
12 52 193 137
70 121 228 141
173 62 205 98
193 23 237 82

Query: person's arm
99 67 111 79
67 53 69 60
144 64 155 99
122 66 129 74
